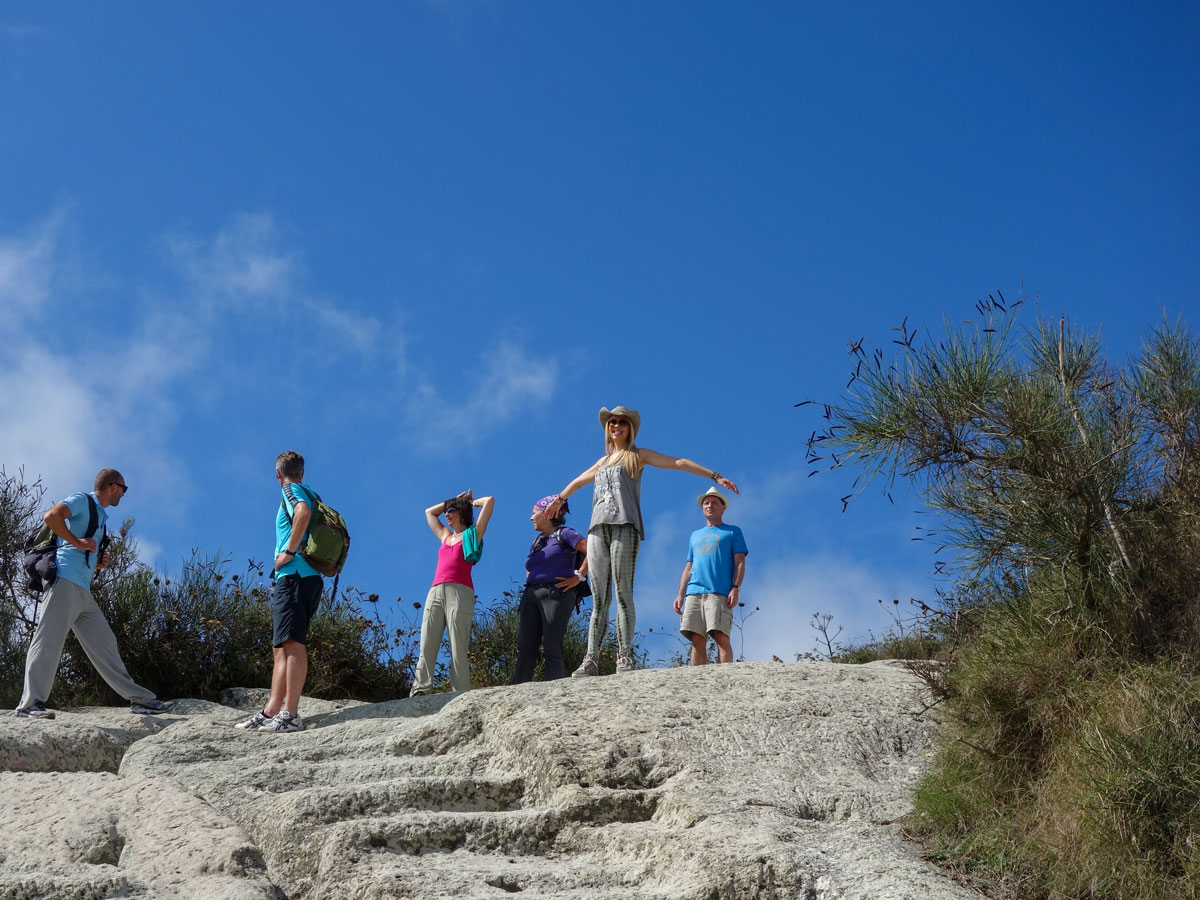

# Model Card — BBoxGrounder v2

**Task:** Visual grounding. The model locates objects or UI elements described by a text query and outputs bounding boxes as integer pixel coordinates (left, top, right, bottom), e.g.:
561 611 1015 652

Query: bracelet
710 471 722 482
574 570 585 580
282 549 296 557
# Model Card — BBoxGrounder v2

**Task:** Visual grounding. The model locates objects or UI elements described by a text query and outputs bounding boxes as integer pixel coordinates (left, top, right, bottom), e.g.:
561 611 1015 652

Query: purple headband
535 495 568 514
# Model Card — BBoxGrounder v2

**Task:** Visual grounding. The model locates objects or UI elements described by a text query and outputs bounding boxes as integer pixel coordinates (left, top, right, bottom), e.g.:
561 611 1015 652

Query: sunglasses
609 419 630 427
115 483 129 493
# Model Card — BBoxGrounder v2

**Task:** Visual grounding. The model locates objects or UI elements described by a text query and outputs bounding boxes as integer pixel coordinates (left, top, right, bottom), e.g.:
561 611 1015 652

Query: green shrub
816 303 1200 899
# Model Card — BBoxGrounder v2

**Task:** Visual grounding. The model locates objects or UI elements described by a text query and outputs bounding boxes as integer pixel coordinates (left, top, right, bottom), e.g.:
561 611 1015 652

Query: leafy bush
813 300 1200 899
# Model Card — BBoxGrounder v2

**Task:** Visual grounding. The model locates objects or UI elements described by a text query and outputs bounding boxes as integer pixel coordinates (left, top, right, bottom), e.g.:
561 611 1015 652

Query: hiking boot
258 711 303 733
16 701 54 719
572 655 599 677
616 655 635 673
130 699 175 715
234 709 271 730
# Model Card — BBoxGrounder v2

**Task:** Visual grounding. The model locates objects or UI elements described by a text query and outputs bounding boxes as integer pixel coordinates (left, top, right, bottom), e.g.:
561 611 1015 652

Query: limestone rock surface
2 662 979 899
0 771 274 899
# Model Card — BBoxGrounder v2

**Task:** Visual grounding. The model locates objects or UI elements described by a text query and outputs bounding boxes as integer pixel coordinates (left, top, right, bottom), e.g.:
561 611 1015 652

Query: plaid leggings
586 523 640 657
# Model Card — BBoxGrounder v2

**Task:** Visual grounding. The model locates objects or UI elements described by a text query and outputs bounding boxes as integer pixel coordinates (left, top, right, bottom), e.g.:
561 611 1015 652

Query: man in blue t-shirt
235 450 323 734
16 468 174 719
673 486 748 666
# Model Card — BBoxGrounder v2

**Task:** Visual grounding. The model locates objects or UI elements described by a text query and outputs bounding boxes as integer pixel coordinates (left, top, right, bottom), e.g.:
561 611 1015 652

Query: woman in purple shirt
411 489 495 697
513 495 589 683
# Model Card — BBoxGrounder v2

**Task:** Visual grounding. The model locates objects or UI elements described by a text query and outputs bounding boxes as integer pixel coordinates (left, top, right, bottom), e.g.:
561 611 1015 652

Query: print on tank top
594 465 622 513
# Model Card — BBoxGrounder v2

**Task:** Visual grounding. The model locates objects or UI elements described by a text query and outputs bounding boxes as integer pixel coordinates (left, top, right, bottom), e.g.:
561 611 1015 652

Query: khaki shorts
679 592 732 637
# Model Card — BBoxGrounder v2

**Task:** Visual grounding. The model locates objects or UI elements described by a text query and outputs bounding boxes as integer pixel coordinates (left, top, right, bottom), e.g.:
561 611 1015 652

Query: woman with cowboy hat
547 406 739 677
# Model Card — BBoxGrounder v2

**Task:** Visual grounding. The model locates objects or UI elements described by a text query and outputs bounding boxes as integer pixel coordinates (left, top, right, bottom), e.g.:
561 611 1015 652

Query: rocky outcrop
0 662 976 899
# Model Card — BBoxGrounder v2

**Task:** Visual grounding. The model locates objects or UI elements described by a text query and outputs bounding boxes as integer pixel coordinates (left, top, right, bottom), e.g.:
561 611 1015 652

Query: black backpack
22 494 104 594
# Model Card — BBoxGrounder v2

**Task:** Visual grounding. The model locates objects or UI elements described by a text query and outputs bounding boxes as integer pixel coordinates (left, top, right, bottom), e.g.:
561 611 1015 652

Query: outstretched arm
548 458 605 517
638 448 740 494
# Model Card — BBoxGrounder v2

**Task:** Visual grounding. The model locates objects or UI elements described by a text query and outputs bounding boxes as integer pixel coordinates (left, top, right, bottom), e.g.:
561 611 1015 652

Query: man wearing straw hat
673 486 748 665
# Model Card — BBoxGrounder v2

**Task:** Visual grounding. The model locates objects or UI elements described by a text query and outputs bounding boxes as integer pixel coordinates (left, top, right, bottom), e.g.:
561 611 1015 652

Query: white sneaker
258 711 304 733
615 656 635 673
572 655 599 677
234 709 271 730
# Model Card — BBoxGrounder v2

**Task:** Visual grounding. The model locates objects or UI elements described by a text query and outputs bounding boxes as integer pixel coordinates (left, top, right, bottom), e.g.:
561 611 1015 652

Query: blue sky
2 2 1197 666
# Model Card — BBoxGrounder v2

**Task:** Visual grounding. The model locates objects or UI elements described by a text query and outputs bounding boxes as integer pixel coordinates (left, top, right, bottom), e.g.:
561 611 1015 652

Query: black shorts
271 574 323 647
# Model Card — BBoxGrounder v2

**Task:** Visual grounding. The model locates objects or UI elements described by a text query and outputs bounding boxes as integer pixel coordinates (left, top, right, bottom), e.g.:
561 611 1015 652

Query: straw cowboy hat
598 406 641 440
697 486 729 508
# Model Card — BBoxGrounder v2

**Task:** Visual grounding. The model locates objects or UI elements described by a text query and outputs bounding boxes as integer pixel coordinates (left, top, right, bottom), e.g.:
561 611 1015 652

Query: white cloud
306 300 381 355
738 553 926 663
0 345 98 497
0 209 63 327
165 212 296 308
1 24 47 39
402 339 558 450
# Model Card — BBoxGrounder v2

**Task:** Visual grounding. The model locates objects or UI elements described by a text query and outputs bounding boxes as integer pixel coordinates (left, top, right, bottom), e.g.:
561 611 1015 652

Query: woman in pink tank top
410 489 495 697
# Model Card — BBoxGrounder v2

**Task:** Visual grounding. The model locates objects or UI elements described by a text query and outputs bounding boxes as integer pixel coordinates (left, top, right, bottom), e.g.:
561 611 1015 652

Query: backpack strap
82 493 100 567
280 483 317 544
552 527 571 553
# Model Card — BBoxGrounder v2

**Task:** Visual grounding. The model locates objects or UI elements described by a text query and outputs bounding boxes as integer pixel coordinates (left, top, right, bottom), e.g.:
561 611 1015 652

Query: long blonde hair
603 433 643 478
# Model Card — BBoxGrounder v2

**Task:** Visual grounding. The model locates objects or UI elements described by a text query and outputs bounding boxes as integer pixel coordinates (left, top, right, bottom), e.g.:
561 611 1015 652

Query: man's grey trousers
17 578 157 710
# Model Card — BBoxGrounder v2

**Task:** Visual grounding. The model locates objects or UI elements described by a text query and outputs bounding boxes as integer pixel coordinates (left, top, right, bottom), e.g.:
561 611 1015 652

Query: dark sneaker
130 699 175 715
615 655 635 673
16 701 55 719
234 709 271 730
258 711 303 733
572 655 599 677
409 688 428 698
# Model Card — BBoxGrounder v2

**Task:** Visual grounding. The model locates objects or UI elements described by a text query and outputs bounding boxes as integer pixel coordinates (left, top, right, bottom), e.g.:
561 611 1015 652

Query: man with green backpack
236 450 349 734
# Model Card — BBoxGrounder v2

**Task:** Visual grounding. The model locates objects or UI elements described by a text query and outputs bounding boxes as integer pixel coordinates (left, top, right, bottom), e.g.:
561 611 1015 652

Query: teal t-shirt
276 483 320 579
54 492 107 590
686 524 748 596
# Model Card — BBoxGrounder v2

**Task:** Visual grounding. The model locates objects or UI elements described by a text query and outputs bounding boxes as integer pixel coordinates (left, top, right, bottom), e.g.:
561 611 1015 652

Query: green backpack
281 484 350 577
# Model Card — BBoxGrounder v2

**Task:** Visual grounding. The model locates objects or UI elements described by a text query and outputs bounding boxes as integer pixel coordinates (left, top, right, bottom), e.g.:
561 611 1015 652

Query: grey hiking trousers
17 578 158 710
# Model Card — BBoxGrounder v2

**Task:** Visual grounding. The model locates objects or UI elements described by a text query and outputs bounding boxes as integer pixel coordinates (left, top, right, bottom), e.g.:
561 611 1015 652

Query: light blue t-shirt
54 492 107 590
276 482 320 579
686 524 748 597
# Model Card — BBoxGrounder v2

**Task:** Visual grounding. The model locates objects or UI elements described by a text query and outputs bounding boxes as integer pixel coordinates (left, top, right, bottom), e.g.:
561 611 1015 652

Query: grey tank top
590 462 644 539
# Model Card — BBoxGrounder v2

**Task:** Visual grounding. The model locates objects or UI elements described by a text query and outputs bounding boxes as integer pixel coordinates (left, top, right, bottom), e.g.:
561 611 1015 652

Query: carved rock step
106 663 980 900
303 849 684 900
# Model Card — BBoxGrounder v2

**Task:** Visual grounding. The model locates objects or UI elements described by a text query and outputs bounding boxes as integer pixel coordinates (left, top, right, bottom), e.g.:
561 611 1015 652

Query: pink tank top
433 538 474 588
